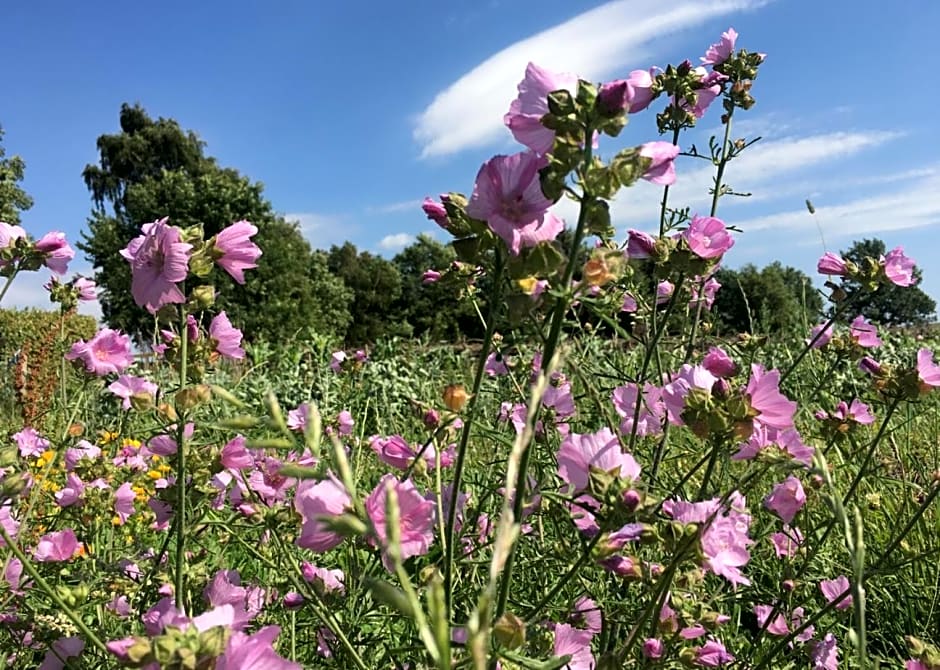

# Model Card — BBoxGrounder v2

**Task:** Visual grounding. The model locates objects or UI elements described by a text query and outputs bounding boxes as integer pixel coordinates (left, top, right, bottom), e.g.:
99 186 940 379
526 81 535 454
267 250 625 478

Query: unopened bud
443 384 469 412
190 284 216 309
493 612 526 649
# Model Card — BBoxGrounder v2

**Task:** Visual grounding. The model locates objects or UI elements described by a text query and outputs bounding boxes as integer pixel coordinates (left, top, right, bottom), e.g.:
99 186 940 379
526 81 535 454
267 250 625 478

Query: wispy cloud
378 232 414 251
366 199 423 215
283 211 358 249
558 129 902 231
414 0 769 158
732 171 940 240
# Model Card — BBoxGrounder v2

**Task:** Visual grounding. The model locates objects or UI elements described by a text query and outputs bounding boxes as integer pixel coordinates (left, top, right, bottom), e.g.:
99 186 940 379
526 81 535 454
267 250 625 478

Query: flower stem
444 249 504 612
0 525 110 657
174 304 189 614
0 272 17 306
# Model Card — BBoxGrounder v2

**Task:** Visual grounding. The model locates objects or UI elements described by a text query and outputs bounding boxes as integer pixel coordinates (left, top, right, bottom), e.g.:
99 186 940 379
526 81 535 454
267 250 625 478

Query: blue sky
5 0 940 318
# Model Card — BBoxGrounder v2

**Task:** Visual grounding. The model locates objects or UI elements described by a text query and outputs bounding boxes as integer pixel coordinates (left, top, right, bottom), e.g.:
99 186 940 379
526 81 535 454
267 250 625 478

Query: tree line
0 106 935 346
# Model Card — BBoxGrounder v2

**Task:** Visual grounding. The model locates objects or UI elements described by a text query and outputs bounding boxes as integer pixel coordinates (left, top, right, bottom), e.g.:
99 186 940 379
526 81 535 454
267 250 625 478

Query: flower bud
443 384 468 412
493 612 526 649
190 284 216 309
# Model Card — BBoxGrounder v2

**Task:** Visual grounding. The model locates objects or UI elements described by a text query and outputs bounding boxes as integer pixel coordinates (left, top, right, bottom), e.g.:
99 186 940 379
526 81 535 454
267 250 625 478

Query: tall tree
327 243 405 344
712 262 823 335
79 104 341 342
0 126 34 225
839 238 936 326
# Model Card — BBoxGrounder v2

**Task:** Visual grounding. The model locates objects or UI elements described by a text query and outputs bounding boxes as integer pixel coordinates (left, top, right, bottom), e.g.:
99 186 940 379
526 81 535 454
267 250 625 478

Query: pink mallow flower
557 427 641 493
466 151 564 255
504 62 580 155
695 638 734 667
703 346 737 378
210 311 245 360
553 623 595 670
422 196 450 229
294 474 351 552
113 482 136 525
638 141 680 186
746 365 797 430
702 27 738 65
74 277 97 301
916 349 940 392
39 636 84 670
66 328 133 376
807 323 833 349
831 399 875 425
682 215 734 259
33 528 80 562
882 246 916 286
108 374 158 409
764 476 806 524
849 315 881 348
213 220 261 284
612 383 665 437
817 252 848 277
810 633 839 670
13 426 49 458
34 231 75 275
819 575 853 610
215 625 302 670
120 218 191 313
627 229 656 259
365 475 435 570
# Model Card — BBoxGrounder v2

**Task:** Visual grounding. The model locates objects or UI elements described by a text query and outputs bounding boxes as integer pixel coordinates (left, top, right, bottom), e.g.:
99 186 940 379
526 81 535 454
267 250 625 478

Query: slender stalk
495 124 595 619
444 250 504 612
0 272 17 305
0 525 110 656
174 304 189 613
658 127 682 237
58 309 68 426
524 530 603 624
841 396 901 507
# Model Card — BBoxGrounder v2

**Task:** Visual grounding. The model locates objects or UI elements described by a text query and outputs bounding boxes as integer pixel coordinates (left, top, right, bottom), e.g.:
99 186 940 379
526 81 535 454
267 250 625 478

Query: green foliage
0 125 34 225
78 104 333 343
0 308 96 428
327 242 406 344
712 262 822 334
392 234 480 342
840 238 936 325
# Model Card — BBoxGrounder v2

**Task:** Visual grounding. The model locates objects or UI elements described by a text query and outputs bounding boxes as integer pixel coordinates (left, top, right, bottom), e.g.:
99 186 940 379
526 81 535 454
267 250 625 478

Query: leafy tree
0 126 33 224
839 238 936 326
79 104 336 342
712 262 822 335
392 234 480 341
327 243 405 344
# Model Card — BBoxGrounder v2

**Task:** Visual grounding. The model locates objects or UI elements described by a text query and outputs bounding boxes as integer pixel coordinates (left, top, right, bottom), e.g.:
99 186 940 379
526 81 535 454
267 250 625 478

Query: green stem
0 525 110 656
444 249 504 612
0 272 17 305
495 123 595 619
658 127 682 237
174 304 189 613
58 310 68 428
524 530 603 624
841 396 901 508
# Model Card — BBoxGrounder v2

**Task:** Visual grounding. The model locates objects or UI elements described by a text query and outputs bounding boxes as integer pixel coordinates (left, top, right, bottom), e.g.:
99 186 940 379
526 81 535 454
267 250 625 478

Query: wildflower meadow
4 26 940 670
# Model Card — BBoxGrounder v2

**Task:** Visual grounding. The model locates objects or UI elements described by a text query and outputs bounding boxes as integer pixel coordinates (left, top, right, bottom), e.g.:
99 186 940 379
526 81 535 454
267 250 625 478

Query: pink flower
108 374 158 409
213 220 261 284
34 231 75 275
917 348 940 390
597 79 633 116
65 328 133 376
557 427 641 493
625 68 658 113
365 475 435 569
622 292 638 312
210 311 245 360
849 315 881 348
638 141 680 185
831 399 875 425
746 365 797 430
734 426 814 466
764 476 806 524
676 67 722 118
883 246 916 286
55 473 85 507
370 435 419 470
0 505 19 546
13 426 49 457
485 351 509 376
570 596 602 634
661 364 718 425
553 623 595 670
612 383 665 437
505 62 580 155
295 474 351 552
422 196 450 229
807 323 833 349
810 633 839 670
330 350 347 373
656 280 674 305
754 604 788 635
682 215 734 259
39 636 84 670
695 639 734 666
819 575 853 610
301 562 346 594
690 275 721 309
817 252 848 276
466 151 564 255
422 269 442 284
769 526 804 558
336 410 354 436
701 28 738 65
627 229 656 259
33 528 80 562
74 277 97 301
859 355 882 377
642 638 664 659
906 661 930 670
0 221 26 253
287 402 310 432
703 346 737 378
120 218 192 313
113 482 136 524
215 626 302 670
221 436 254 470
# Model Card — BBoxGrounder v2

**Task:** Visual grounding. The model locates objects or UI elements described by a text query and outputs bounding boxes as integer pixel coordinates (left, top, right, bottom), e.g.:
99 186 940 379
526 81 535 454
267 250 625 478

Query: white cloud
378 232 414 250
732 172 940 240
283 211 357 249
583 129 901 230
367 199 423 214
414 0 769 158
